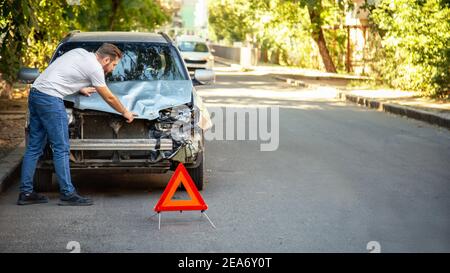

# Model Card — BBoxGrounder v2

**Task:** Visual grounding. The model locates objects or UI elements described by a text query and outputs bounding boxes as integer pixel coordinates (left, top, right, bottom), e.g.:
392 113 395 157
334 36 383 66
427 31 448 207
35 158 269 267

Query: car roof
64 31 168 43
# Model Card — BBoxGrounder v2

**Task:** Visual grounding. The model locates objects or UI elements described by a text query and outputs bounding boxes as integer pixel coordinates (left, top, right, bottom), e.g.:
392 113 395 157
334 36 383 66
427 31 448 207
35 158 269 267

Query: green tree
0 0 80 96
293 0 343 73
366 0 450 98
208 0 253 43
208 0 315 66
75 0 169 31
0 0 170 97
208 0 347 72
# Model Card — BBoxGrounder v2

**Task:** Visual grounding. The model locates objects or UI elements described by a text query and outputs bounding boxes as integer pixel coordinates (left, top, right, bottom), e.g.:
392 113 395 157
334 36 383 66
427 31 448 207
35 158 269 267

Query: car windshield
178 41 209 53
53 42 188 81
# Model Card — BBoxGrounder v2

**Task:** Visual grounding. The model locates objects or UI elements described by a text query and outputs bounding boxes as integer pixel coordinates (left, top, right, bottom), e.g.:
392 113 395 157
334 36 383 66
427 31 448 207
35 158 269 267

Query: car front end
21 32 213 191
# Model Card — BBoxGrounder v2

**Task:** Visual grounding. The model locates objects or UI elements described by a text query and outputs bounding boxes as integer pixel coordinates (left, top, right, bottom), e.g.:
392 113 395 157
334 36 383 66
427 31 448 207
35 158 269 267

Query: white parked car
175 35 214 71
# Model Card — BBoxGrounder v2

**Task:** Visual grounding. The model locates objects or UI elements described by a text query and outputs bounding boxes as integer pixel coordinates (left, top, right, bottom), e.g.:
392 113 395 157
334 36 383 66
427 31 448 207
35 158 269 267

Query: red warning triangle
154 163 208 212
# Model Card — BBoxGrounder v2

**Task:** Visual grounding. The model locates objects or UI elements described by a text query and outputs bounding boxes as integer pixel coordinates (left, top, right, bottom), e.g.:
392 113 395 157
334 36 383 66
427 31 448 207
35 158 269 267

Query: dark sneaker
58 192 93 206
17 192 49 205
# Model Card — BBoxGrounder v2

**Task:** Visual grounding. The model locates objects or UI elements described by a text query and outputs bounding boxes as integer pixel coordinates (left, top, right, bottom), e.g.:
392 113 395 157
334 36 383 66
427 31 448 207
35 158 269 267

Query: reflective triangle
154 163 208 212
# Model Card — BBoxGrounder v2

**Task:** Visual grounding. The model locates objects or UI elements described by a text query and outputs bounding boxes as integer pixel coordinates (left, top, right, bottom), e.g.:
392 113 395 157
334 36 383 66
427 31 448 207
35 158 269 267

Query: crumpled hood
64 80 193 120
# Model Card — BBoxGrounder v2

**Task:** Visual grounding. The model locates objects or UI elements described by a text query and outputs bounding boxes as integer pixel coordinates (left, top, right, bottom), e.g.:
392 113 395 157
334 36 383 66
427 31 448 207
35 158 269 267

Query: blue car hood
64 80 193 120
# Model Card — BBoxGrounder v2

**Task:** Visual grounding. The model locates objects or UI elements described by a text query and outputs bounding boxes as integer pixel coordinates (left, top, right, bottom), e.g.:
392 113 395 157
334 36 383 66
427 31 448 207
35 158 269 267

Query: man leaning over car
17 43 135 206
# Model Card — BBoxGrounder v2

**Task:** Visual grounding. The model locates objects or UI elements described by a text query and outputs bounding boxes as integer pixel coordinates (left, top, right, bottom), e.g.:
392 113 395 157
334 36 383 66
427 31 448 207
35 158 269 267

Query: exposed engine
65 105 202 166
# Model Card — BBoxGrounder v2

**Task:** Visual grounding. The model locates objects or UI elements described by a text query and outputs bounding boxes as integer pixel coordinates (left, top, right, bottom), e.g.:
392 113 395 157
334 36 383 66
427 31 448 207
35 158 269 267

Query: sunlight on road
197 86 338 101
197 69 340 109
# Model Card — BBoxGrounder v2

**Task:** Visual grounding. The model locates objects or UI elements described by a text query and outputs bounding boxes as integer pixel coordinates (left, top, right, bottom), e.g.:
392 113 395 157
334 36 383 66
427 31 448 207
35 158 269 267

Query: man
17 43 135 206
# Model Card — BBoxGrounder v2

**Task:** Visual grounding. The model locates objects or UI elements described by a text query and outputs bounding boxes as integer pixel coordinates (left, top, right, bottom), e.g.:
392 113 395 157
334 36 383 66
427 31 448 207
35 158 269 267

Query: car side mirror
18 67 40 83
193 69 215 85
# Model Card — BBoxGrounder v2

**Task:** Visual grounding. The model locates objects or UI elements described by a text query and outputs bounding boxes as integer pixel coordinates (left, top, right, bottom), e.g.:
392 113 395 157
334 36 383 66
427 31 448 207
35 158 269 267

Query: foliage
366 0 450 98
0 0 81 86
75 0 169 31
208 0 348 70
208 0 253 43
0 0 169 91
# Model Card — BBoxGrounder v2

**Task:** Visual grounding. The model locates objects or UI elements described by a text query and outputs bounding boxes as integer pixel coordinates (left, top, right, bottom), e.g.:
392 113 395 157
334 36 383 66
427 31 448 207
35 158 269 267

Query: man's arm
95 86 135 123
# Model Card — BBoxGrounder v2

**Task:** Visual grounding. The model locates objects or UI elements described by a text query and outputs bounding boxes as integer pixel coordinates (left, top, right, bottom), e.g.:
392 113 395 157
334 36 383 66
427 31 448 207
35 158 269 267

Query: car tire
186 151 204 191
33 169 54 192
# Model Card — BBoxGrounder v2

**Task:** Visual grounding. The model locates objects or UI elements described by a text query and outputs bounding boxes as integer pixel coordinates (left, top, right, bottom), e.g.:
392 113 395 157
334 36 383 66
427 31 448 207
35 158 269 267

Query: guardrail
210 44 258 67
210 44 241 63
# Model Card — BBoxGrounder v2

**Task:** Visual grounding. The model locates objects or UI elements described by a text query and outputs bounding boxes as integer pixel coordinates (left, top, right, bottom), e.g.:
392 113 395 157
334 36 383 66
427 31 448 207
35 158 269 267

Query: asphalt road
0 67 449 253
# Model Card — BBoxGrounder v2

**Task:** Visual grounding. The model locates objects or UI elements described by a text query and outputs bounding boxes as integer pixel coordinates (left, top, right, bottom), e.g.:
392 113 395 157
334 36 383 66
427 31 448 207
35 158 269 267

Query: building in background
344 0 371 74
158 0 209 40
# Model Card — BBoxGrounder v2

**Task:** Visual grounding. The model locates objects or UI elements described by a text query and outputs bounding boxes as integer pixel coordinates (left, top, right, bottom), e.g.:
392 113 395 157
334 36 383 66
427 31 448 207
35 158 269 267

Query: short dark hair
96 43 122 60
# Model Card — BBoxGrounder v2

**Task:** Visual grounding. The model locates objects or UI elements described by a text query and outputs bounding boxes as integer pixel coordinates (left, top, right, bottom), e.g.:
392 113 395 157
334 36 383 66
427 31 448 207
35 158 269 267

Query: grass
346 79 391 90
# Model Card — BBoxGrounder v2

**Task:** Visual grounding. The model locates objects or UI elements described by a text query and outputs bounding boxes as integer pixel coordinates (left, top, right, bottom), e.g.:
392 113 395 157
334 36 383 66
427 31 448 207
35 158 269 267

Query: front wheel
186 152 204 191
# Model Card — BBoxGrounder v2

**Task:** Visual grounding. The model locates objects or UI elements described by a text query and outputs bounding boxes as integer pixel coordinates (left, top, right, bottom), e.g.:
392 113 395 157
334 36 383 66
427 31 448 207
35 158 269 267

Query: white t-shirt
32 48 107 98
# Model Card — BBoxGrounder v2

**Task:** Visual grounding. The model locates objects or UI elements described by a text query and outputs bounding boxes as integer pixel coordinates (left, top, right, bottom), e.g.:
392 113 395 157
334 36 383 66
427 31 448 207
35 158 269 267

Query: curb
272 75 308 88
215 55 370 81
338 92 450 130
213 59 450 130
0 141 25 192
273 74 369 82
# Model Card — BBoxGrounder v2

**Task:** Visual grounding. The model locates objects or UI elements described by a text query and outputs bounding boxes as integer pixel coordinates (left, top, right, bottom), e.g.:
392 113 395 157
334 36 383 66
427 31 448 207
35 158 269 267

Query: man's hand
79 87 97 97
122 110 138 123
94 86 136 122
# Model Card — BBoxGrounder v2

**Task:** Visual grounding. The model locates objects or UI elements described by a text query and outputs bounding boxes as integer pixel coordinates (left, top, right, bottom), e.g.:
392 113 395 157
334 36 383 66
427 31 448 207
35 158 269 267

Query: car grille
82 113 150 139
76 111 157 160
185 59 207 64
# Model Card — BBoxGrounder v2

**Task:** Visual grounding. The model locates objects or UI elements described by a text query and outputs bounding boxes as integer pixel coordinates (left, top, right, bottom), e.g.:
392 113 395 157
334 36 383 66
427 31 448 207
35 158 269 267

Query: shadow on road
69 172 173 193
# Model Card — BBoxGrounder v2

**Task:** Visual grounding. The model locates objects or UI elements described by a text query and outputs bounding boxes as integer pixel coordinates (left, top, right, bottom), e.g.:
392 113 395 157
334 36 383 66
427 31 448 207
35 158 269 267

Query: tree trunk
314 27 337 73
307 6 337 73
109 0 120 30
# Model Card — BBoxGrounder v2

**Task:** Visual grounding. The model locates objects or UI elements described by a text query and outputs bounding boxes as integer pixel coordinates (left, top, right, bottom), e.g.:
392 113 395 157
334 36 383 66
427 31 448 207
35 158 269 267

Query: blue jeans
20 88 75 196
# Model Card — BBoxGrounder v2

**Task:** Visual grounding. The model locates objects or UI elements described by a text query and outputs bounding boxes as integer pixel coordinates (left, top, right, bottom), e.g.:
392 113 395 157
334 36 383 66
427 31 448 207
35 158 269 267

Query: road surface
0 66 449 252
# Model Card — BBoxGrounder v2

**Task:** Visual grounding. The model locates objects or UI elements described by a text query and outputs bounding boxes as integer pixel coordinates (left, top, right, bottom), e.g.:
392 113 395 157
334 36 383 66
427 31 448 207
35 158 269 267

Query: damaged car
19 31 214 191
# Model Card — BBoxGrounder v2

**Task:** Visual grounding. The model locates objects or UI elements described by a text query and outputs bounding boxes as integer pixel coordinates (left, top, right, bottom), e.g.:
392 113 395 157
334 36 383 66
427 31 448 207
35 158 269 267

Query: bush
368 0 450 98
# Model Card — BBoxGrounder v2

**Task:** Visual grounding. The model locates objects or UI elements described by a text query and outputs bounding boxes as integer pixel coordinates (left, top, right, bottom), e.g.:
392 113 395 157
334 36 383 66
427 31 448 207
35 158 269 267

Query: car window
53 42 188 81
178 41 209 53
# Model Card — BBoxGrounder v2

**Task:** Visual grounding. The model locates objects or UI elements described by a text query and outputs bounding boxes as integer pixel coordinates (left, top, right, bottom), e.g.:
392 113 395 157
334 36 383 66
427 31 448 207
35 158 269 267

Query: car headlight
173 108 192 124
155 107 193 142
155 107 191 131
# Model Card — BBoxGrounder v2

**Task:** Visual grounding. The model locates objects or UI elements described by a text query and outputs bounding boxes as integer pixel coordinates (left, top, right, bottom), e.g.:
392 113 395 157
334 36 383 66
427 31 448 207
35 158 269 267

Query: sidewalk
0 141 24 192
214 56 370 81
214 56 450 130
275 73 450 130
0 98 27 192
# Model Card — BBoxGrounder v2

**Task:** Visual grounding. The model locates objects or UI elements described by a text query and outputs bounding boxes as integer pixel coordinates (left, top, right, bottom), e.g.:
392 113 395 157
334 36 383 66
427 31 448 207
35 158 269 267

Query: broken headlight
173 107 192 124
155 107 193 141
156 107 192 128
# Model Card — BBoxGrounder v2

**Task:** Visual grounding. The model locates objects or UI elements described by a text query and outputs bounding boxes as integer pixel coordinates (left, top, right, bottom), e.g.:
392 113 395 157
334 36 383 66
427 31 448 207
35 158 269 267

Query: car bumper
184 60 214 70
69 139 173 151
37 137 202 173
